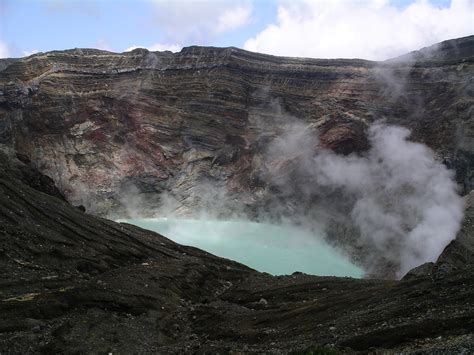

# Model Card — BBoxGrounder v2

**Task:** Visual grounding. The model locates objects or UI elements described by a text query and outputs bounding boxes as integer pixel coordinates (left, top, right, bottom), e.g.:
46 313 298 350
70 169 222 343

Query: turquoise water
121 218 363 278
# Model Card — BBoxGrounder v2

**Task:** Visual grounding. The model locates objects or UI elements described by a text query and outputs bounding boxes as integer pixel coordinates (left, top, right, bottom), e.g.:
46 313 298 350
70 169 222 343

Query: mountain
0 36 472 217
1 35 472 277
0 37 473 352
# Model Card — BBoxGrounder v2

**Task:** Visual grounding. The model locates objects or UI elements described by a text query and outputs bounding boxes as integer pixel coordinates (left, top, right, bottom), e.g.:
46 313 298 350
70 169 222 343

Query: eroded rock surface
0 37 472 217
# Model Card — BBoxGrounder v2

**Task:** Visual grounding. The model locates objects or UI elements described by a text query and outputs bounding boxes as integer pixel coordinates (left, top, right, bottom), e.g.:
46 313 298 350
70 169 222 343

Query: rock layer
0 37 473 217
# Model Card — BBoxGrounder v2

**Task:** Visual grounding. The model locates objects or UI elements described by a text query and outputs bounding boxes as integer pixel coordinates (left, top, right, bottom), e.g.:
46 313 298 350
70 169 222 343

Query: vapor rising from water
113 109 464 277
266 122 464 277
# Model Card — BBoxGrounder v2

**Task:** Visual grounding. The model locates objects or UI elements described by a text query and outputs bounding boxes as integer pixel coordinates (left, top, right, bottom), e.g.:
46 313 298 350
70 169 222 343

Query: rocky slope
0 151 473 353
0 36 472 218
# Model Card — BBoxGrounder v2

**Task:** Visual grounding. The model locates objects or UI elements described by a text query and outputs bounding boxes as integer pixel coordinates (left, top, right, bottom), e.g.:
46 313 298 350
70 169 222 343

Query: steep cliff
0 36 472 217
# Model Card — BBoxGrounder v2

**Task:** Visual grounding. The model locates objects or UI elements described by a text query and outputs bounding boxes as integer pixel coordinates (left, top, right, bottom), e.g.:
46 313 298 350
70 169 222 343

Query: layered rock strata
0 37 472 217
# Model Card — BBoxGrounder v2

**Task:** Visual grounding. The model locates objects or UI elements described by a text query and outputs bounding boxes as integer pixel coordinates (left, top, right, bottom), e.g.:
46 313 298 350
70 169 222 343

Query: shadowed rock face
0 151 473 353
0 37 473 217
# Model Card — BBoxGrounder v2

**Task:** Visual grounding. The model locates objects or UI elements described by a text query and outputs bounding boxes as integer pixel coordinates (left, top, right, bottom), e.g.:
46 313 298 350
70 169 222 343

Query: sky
0 0 472 61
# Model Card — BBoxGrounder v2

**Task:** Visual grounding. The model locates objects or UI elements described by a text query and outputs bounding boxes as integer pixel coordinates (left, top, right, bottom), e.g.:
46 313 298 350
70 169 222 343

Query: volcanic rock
0 37 472 217
433 190 474 277
0 151 473 353
0 36 473 352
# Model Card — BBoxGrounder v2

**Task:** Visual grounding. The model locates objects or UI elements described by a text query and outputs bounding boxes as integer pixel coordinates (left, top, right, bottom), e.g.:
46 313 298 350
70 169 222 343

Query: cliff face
0 37 472 217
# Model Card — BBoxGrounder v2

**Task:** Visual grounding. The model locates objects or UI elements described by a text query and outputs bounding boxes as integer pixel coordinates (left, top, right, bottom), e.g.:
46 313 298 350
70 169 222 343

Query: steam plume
265 122 464 277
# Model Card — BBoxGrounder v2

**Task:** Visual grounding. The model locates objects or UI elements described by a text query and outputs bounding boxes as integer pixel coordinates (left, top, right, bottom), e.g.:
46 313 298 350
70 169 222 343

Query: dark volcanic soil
0 151 473 354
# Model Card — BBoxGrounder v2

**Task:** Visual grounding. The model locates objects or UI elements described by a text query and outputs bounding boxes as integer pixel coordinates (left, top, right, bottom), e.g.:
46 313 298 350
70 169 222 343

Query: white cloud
0 41 10 58
216 5 252 33
124 43 182 53
152 0 252 43
244 0 474 60
22 49 39 57
95 39 112 51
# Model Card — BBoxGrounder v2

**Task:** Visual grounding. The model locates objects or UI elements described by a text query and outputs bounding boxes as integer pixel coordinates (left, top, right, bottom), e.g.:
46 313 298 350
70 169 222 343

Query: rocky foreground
1 150 473 353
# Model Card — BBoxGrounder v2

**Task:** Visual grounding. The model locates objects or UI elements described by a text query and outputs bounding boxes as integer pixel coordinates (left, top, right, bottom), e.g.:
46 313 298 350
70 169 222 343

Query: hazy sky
0 0 472 60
